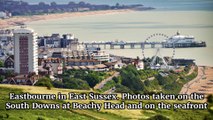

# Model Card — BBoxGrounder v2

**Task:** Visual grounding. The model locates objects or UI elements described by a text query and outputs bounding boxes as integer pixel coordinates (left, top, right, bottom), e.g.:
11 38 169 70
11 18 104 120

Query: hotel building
14 27 38 74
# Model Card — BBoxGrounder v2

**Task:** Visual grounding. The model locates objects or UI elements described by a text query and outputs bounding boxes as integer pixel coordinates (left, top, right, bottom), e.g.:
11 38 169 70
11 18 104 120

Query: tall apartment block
14 27 38 74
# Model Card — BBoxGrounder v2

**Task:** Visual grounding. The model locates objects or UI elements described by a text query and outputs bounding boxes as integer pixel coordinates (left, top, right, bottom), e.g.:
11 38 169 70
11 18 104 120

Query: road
94 72 120 90
103 87 116 94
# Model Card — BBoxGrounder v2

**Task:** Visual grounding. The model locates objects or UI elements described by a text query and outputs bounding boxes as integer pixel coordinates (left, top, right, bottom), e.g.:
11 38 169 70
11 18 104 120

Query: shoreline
0 9 132 29
180 66 213 99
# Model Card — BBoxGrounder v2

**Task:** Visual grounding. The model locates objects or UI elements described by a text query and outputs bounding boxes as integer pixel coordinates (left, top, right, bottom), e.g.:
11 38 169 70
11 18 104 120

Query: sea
24 0 213 66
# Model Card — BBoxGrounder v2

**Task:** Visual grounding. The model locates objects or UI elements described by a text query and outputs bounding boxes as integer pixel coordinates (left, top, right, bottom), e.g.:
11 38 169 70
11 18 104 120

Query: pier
84 41 164 49
83 40 206 49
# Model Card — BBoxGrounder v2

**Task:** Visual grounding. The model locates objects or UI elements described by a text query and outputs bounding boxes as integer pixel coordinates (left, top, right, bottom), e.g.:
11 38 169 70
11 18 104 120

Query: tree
207 94 213 103
156 74 167 85
35 77 53 89
0 60 3 67
39 2 46 6
66 78 90 90
115 84 133 94
120 65 145 93
79 1 86 6
5 71 16 78
144 80 151 86
112 77 119 83
84 73 100 88
0 75 5 83
116 3 120 7
53 78 90 90
50 2 57 6
147 114 170 120
68 2 76 6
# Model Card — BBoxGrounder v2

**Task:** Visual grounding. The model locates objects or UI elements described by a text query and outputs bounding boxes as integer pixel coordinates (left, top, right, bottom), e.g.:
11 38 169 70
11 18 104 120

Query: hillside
0 84 212 120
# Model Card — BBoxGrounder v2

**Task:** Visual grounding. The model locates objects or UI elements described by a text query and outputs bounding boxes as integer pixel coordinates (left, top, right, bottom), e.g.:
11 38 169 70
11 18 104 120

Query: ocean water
24 0 213 66
27 10 213 66
23 0 213 11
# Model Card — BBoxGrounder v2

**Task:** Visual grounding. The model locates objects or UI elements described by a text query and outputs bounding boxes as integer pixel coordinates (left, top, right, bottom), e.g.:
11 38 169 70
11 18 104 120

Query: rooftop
13 27 34 34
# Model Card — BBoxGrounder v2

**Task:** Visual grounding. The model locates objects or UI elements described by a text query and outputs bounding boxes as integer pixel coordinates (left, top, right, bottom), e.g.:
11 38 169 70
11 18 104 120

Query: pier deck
83 41 206 49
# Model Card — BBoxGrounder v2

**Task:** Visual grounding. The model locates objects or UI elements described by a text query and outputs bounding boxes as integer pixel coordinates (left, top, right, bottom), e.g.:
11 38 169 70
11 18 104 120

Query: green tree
120 65 145 93
84 73 101 88
57 78 90 90
35 77 53 89
112 76 119 83
156 74 167 85
207 94 213 103
0 60 3 67
0 75 5 83
144 80 151 86
147 114 170 120
115 84 133 94
5 70 16 78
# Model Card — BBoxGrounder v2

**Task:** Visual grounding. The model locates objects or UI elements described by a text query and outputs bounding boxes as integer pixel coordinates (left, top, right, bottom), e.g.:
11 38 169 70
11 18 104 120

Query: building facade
4 55 14 68
14 27 38 74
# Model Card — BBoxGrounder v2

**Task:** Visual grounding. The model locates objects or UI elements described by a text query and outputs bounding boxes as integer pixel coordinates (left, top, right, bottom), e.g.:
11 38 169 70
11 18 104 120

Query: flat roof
95 64 107 69
86 65 95 69
72 66 80 70
79 66 87 69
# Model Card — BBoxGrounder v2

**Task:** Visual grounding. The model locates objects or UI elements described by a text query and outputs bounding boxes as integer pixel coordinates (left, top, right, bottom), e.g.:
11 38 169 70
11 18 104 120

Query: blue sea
23 0 213 11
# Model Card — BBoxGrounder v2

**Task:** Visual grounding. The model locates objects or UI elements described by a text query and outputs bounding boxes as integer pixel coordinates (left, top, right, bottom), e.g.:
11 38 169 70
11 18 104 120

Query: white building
86 47 109 62
0 12 7 19
136 61 144 70
91 51 109 62
0 11 11 19
14 27 38 74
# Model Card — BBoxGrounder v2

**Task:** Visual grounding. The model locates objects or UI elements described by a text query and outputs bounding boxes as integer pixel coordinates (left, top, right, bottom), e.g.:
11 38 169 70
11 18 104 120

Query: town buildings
38 33 84 51
86 47 110 62
0 11 11 19
0 27 144 85
13 27 38 74
0 29 14 58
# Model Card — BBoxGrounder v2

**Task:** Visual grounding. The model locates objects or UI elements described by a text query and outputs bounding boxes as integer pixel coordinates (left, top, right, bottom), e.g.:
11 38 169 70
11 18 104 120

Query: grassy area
0 86 94 120
0 84 212 120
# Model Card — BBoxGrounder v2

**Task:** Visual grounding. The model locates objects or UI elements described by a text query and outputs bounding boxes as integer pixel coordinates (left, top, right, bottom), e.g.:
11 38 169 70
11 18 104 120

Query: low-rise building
4 55 14 68
91 50 109 62
67 59 99 66
0 29 13 43
3 74 38 85
172 59 195 66
0 11 11 19
104 61 126 69
65 64 108 71
0 11 7 19
38 58 63 75
86 47 109 62
136 61 144 70
38 33 84 51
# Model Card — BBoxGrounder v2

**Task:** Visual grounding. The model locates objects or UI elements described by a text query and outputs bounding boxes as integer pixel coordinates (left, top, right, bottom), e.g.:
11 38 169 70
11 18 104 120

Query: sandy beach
0 9 132 29
180 66 213 97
